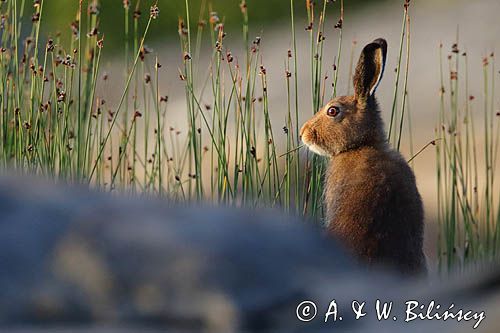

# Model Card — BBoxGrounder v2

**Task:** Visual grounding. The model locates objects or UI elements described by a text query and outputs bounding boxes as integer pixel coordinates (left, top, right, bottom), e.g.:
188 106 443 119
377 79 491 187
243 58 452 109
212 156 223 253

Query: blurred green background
27 0 371 52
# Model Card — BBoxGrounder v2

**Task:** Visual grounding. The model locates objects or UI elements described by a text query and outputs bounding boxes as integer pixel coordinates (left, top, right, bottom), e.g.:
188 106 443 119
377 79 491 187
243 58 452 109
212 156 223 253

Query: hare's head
300 38 388 157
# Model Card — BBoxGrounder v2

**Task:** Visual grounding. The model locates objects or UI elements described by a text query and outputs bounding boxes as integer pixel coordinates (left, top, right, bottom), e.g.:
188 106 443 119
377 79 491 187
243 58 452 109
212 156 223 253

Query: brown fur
300 39 426 275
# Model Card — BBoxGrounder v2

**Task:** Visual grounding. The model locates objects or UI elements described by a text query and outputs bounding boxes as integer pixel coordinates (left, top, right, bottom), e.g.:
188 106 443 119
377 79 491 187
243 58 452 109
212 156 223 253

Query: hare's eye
326 106 340 117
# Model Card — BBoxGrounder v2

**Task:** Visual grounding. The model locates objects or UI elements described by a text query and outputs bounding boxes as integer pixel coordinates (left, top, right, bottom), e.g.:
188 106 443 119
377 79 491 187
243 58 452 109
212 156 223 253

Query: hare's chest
324 161 374 234
324 166 356 223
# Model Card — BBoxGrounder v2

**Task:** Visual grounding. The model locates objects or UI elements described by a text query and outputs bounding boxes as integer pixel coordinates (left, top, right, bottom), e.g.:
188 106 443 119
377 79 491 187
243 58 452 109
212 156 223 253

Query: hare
300 38 426 275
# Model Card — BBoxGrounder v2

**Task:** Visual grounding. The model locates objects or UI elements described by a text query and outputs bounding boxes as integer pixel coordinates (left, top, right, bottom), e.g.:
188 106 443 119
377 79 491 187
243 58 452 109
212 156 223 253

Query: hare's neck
326 144 390 194
333 138 389 157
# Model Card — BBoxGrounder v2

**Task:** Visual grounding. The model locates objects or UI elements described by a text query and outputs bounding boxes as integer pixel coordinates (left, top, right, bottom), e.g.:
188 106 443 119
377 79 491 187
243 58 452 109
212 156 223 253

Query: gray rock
0 173 498 332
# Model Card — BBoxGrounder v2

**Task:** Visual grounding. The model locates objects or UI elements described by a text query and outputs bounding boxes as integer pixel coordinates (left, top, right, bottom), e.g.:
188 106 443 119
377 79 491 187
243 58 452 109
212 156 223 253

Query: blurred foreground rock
0 173 499 332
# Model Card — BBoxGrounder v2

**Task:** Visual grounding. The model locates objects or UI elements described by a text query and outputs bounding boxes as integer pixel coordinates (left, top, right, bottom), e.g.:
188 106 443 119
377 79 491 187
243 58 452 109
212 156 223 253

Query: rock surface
0 173 498 332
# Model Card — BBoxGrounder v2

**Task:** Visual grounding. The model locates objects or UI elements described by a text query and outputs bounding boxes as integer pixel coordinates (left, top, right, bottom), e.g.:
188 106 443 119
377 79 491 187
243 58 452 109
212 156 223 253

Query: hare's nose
299 123 308 139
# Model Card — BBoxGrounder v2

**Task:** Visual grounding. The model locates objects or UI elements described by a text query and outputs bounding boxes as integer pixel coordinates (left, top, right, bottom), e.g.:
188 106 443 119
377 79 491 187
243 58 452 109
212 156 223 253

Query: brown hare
300 38 426 275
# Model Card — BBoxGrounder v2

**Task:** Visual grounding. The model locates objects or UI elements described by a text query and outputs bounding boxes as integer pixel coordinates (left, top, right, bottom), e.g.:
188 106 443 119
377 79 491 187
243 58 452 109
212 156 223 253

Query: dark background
28 0 374 52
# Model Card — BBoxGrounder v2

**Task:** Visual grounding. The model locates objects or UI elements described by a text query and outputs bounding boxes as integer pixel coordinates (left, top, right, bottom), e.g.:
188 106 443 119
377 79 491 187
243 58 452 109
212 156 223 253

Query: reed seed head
150 5 160 19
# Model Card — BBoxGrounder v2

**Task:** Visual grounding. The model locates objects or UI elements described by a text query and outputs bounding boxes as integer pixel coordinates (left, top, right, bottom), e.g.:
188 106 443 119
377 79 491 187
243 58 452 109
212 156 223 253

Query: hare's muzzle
300 121 330 156
300 122 314 146
299 123 308 142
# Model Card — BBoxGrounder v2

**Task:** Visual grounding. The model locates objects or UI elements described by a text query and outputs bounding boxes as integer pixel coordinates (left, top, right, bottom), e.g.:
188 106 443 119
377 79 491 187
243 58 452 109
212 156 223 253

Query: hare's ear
353 38 387 101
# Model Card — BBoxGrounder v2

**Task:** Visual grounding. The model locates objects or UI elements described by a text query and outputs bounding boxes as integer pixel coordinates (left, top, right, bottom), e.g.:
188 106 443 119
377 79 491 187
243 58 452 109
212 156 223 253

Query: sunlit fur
300 39 426 275
300 96 386 156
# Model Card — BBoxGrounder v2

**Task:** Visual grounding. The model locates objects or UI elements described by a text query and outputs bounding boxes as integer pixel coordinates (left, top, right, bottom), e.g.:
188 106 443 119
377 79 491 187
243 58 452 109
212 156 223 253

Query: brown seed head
150 5 159 19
